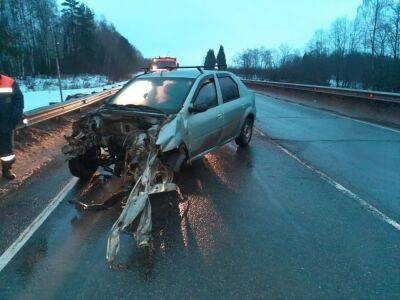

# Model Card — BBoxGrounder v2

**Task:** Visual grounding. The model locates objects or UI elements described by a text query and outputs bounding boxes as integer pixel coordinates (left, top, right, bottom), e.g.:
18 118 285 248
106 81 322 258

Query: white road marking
255 92 400 134
254 127 400 231
0 177 78 273
336 113 400 134
254 127 267 138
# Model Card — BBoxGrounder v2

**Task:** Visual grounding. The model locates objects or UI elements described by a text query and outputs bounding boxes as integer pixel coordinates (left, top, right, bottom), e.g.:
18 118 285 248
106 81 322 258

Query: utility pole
54 40 64 102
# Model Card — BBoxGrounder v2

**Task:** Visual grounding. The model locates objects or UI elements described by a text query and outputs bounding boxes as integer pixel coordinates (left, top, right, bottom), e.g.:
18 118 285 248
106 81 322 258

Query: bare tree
279 44 292 65
307 29 329 55
329 18 350 86
388 0 400 59
357 0 390 56
377 22 391 55
259 47 273 69
348 19 363 53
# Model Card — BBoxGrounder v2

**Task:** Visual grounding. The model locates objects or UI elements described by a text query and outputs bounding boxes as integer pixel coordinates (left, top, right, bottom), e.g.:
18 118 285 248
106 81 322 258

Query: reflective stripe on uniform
0 87 13 94
1 154 16 162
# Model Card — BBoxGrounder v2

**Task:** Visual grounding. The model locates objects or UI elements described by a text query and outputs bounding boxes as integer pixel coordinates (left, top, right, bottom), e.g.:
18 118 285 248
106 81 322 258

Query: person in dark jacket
0 73 24 180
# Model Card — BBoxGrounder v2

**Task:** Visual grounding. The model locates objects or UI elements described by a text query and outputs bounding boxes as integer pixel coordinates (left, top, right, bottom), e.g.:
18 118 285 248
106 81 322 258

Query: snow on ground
17 75 110 93
23 83 124 112
16 75 129 112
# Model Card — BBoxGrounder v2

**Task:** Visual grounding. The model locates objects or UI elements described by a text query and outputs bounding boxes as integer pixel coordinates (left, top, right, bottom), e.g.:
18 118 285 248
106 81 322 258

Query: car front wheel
235 117 253 147
68 156 98 180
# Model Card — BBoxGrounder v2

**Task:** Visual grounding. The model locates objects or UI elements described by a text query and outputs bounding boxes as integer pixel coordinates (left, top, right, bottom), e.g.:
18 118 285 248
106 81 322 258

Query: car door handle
217 113 223 119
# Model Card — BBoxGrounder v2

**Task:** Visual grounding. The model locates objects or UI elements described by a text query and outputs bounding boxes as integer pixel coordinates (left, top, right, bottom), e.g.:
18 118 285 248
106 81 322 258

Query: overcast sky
58 0 362 65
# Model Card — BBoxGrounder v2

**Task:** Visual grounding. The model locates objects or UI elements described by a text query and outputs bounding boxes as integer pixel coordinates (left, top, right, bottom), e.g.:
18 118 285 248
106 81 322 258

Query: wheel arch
246 112 255 124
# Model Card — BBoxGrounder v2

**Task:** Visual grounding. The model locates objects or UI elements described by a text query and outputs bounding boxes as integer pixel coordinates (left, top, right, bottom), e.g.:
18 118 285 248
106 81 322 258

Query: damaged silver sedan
62 69 256 262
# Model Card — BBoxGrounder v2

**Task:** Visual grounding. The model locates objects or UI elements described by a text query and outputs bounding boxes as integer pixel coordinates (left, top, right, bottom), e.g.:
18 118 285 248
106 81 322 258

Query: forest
0 0 145 80
232 0 400 92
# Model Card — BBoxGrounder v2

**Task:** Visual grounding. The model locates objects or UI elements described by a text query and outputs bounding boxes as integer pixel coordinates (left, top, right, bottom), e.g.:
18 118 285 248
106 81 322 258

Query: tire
68 156 98 180
160 144 188 180
235 117 253 147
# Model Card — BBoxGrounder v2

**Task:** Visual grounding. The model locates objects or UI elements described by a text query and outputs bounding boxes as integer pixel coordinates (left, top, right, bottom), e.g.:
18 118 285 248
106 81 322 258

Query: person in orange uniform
0 73 24 180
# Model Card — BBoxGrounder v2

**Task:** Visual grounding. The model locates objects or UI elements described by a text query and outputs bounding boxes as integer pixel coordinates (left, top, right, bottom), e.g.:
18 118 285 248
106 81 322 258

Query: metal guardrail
17 87 120 130
16 79 399 131
243 80 400 104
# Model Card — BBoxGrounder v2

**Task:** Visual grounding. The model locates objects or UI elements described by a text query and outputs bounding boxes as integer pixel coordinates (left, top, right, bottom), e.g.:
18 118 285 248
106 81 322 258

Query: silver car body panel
156 71 256 159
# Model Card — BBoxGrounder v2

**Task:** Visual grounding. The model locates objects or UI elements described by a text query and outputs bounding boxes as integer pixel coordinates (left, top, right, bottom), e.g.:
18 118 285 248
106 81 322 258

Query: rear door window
218 76 240 103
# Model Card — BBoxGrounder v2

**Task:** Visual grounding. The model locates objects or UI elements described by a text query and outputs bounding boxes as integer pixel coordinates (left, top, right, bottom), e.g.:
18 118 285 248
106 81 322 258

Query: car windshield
109 77 194 114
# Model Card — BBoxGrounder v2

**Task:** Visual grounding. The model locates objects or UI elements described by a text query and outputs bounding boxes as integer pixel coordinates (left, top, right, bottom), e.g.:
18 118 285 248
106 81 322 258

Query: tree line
0 0 145 80
232 0 400 92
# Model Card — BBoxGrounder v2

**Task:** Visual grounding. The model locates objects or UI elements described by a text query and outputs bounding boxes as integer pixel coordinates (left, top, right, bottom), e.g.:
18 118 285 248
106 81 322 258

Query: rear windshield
110 77 194 114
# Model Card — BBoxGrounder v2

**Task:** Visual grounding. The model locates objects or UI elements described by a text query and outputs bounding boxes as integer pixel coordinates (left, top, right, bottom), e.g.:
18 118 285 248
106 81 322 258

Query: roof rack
176 66 205 74
141 65 228 75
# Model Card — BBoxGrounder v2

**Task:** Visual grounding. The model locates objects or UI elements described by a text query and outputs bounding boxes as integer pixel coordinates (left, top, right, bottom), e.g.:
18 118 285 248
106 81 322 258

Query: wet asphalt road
0 94 399 299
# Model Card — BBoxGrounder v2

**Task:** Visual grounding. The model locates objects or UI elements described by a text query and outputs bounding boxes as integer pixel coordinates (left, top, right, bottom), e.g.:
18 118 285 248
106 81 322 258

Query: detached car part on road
62 68 256 262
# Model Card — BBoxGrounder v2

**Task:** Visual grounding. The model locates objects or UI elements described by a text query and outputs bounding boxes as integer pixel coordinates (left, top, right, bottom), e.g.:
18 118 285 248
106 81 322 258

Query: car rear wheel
68 156 98 180
235 117 253 147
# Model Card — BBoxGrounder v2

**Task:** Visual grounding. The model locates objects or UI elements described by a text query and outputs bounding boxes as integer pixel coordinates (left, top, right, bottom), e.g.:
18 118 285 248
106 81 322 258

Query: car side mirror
189 102 208 114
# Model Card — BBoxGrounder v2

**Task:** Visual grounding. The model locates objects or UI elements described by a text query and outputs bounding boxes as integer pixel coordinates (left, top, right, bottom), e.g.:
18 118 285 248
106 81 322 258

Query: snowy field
18 75 110 92
23 84 122 112
16 75 128 112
